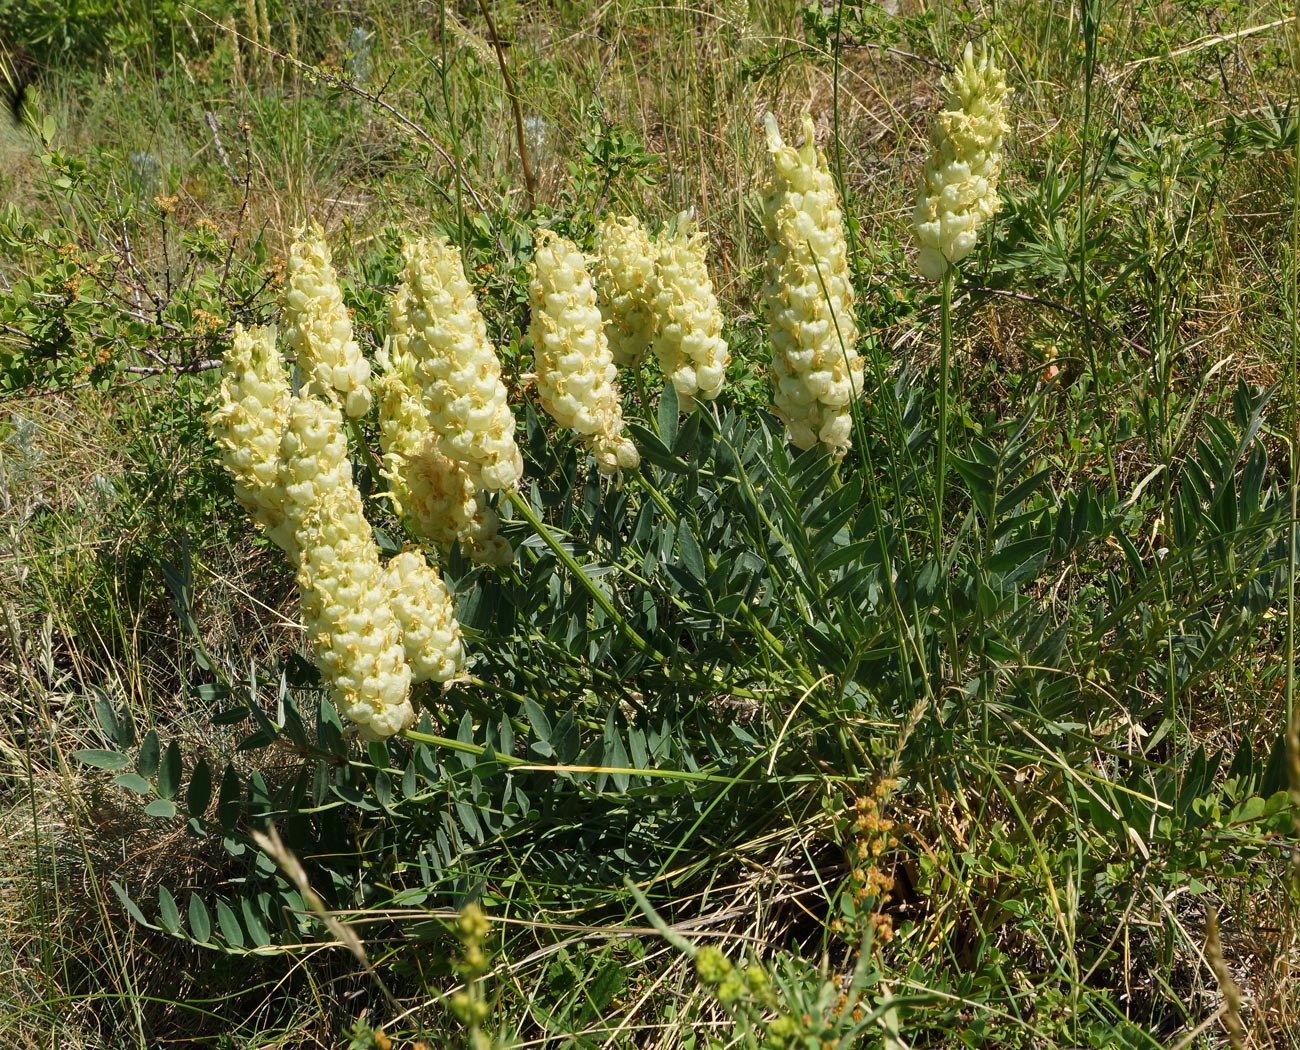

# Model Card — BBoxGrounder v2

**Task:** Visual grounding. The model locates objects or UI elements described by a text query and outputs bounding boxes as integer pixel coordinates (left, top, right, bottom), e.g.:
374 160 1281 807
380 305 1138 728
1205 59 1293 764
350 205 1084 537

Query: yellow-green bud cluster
594 214 658 368
374 343 512 566
391 237 523 493
384 550 466 685
528 230 639 474
913 42 1009 281
761 113 863 456
282 226 373 418
209 323 296 555
651 215 729 409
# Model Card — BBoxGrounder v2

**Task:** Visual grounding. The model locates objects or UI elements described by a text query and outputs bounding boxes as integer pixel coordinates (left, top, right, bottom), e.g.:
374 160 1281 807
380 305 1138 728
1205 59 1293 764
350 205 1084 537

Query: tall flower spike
295 487 414 740
282 225 373 418
651 214 730 410
209 323 296 556
912 42 1009 281
761 113 862 455
594 214 658 368
390 237 523 493
374 341 513 566
384 550 466 685
528 229 639 474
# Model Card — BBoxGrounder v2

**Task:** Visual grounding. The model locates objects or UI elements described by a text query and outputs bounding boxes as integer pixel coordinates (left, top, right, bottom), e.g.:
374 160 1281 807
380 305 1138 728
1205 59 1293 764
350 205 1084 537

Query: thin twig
475 0 537 212
204 110 238 183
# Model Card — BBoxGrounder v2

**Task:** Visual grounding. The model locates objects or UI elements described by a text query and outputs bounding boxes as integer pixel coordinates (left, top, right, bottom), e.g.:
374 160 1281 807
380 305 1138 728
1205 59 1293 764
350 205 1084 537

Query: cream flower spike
913 42 1009 281
282 225 373 418
374 341 514 566
528 229 639 474
209 323 296 556
295 486 414 741
651 213 730 410
390 237 523 493
594 214 658 368
384 550 467 685
277 392 354 553
761 113 862 456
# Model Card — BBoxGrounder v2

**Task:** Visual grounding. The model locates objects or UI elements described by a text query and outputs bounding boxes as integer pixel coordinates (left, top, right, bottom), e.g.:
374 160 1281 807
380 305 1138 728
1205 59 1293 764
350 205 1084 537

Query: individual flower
761 113 862 455
594 213 658 368
390 237 523 492
295 487 414 740
912 42 1009 281
374 342 513 566
208 323 296 555
282 225 373 418
384 550 466 685
651 214 729 409
528 229 639 473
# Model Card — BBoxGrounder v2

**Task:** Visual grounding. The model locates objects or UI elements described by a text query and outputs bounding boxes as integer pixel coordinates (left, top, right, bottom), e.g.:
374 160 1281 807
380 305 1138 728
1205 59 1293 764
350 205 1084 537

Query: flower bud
374 342 513 566
209 323 296 555
295 486 415 740
384 550 466 685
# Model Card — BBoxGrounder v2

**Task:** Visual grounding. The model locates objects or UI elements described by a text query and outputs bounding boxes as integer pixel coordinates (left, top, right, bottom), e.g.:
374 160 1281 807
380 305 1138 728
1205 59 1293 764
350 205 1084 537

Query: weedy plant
3 3 1300 1048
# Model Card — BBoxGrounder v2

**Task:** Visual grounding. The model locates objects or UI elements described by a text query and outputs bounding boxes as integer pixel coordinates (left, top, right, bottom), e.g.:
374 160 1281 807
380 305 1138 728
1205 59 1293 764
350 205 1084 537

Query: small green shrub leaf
187 758 213 818
215 898 244 948
136 729 160 778
188 894 212 943
157 886 181 934
74 749 130 771
157 740 182 799
114 772 154 796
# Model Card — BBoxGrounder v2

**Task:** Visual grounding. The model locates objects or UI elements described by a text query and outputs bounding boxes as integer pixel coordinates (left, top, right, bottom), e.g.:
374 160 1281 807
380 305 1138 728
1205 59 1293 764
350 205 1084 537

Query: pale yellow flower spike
209 323 297 557
296 487 415 741
594 214 658 368
374 341 514 567
384 550 467 686
652 213 730 410
913 42 1009 281
282 225 373 418
274 392 414 739
761 113 862 456
390 237 523 494
528 229 640 474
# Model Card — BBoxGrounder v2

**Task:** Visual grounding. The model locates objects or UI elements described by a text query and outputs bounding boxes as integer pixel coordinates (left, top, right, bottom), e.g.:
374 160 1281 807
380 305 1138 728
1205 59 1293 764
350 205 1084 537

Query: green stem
1288 8 1300 891
507 490 656 658
936 265 953 554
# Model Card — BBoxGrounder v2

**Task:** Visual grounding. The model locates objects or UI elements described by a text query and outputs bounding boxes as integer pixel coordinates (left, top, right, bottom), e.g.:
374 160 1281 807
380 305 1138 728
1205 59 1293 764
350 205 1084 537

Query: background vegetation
2 1 1299 1047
